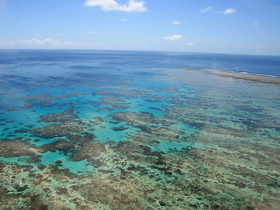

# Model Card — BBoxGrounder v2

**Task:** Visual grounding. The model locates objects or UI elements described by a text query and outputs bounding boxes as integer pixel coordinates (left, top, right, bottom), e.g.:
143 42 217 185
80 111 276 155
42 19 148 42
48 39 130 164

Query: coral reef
41 139 76 154
32 121 84 138
136 125 182 140
32 110 86 138
71 141 107 167
97 96 130 110
2 134 278 209
185 68 280 85
1 55 280 209
40 109 79 123
110 112 172 126
0 139 43 157
97 88 151 97
17 92 88 106
100 96 126 104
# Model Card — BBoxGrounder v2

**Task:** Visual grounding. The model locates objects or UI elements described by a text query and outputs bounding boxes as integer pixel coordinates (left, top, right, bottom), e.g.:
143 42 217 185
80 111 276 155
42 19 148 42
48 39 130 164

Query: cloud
84 0 147 12
217 8 237 15
0 38 74 48
186 42 194 46
201 6 213 12
224 8 236 14
88 31 97 34
120 18 128 21
172 20 181 25
17 38 61 46
164 35 183 41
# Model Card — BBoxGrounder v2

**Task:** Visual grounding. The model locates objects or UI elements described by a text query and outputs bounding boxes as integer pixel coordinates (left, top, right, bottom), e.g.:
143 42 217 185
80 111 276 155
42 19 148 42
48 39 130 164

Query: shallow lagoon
0 50 280 209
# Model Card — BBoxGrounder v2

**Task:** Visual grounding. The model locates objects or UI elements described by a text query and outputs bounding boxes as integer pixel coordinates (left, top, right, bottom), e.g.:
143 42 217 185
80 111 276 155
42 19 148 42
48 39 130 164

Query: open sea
0 50 280 209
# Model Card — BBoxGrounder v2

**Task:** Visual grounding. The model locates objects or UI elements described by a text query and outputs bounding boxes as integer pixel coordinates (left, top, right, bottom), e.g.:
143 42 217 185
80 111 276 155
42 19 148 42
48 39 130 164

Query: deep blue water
1 50 280 76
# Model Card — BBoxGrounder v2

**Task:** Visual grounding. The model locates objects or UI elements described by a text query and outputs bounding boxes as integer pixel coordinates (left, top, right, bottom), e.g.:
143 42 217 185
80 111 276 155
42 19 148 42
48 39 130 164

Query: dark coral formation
0 139 43 157
39 109 79 123
17 92 88 106
110 112 163 125
96 88 151 97
109 112 181 141
32 121 84 138
41 139 76 154
100 96 126 104
32 110 86 138
96 96 130 110
137 125 182 140
71 141 107 166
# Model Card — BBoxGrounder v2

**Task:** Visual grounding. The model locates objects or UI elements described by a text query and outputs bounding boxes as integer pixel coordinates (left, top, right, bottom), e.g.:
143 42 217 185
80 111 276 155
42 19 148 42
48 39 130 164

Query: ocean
0 50 280 209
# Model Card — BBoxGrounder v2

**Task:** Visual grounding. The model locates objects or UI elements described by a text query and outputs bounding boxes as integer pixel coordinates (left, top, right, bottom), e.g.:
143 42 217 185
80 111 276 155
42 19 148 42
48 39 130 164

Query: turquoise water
0 50 280 209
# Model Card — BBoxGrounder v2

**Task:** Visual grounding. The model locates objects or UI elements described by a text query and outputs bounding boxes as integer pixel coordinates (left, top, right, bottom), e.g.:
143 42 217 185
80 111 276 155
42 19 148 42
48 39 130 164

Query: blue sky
0 0 280 55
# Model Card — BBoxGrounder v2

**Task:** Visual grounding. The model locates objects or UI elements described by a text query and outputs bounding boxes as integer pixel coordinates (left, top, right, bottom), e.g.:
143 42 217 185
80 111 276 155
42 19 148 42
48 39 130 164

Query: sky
0 0 280 55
